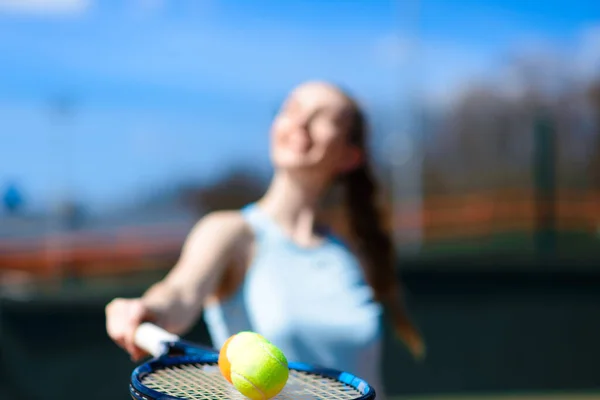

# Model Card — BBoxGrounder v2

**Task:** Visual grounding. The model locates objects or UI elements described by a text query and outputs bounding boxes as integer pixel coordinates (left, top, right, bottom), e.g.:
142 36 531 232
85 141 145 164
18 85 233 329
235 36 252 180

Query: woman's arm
139 210 250 334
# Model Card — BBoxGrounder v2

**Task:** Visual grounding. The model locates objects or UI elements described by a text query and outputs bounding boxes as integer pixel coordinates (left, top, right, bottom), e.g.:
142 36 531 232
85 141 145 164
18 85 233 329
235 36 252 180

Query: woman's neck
257 171 330 246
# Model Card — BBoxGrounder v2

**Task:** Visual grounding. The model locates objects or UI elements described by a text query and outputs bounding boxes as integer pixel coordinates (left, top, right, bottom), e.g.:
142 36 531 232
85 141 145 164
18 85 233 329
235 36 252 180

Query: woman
105 81 425 397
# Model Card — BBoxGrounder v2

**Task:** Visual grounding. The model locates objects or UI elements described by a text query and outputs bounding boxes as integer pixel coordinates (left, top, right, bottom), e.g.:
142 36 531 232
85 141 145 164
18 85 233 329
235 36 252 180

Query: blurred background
1 0 599 399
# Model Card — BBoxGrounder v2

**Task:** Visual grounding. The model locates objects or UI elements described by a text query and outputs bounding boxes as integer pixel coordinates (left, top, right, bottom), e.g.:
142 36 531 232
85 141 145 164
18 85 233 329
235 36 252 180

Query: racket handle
135 322 180 358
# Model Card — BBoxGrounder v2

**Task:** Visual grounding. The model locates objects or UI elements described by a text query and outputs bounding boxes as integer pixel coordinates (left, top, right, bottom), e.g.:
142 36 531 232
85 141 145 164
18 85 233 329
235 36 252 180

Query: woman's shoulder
198 209 247 226
321 229 364 264
187 209 254 249
319 225 356 253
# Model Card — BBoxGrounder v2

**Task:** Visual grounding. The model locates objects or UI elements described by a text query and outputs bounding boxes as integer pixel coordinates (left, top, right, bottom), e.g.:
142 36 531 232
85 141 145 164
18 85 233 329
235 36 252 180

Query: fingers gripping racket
130 322 376 400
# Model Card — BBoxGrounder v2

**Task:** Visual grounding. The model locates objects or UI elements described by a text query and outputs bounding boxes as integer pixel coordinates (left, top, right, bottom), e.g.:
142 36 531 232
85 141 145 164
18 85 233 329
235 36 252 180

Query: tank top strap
240 202 276 241
240 202 347 254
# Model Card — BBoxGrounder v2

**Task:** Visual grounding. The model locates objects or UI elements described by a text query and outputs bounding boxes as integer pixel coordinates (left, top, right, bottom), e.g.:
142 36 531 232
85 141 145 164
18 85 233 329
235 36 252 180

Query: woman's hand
105 297 154 361
105 211 250 361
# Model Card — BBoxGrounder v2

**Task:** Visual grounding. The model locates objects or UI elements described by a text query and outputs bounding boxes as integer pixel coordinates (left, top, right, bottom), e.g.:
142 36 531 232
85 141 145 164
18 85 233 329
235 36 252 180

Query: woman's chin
272 156 316 172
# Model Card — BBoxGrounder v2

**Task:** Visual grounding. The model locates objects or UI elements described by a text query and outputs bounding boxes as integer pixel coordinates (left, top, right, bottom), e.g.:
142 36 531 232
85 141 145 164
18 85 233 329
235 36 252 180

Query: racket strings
141 362 363 400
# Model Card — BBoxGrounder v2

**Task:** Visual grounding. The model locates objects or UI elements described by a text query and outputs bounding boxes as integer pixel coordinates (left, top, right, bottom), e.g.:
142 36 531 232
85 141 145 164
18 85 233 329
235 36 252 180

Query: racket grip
134 322 179 358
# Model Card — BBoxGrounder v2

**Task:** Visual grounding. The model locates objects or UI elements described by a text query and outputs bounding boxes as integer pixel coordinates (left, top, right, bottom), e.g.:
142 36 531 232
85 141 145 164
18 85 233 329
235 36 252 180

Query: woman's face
270 82 361 179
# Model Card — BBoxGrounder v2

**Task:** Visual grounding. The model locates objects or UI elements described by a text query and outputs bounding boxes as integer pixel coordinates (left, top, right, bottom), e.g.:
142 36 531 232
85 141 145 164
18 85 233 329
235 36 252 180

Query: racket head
130 352 376 400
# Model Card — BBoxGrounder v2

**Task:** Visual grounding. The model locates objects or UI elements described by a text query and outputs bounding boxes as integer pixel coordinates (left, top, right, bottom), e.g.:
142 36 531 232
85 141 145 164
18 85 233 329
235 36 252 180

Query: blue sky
0 0 598 213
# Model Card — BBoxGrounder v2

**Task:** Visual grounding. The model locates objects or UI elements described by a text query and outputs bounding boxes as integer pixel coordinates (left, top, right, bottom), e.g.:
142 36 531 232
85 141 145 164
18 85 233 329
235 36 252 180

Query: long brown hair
330 91 424 359
340 97 396 302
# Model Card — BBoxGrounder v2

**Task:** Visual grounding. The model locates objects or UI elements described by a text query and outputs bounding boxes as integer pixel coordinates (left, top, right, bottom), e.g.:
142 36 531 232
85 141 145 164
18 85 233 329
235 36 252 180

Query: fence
1 189 599 280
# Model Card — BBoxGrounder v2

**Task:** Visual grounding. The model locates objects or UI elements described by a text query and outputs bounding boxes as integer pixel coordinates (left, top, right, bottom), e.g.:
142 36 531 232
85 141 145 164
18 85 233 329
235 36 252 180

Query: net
140 362 366 400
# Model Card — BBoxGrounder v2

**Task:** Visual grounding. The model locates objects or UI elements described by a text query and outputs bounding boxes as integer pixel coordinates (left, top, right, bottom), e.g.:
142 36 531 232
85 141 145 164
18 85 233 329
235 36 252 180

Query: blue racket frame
129 341 376 400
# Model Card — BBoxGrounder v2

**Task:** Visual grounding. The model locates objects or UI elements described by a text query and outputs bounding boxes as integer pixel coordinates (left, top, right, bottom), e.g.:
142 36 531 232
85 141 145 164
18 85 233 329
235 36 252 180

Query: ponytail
327 87 424 359
342 106 396 302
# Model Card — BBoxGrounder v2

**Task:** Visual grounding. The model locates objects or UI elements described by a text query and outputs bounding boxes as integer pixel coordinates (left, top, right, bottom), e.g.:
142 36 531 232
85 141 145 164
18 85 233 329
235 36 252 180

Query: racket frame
129 323 376 400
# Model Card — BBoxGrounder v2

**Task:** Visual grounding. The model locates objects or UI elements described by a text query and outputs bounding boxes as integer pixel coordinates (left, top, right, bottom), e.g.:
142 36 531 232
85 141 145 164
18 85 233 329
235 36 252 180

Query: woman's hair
340 97 397 302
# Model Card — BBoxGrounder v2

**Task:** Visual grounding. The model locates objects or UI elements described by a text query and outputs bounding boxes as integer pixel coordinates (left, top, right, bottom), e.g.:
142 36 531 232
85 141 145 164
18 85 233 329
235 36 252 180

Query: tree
181 167 268 215
588 81 600 188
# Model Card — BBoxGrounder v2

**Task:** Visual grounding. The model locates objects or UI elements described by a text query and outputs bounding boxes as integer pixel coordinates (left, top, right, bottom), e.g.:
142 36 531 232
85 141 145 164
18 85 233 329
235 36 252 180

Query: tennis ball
218 332 289 400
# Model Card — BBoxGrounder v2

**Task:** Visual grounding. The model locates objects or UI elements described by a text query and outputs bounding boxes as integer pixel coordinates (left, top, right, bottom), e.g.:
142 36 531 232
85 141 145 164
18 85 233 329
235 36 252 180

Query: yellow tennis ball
219 332 289 400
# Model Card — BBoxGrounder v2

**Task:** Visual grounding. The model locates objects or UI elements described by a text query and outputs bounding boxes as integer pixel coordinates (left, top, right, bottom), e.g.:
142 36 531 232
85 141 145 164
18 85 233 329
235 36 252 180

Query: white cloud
0 0 90 16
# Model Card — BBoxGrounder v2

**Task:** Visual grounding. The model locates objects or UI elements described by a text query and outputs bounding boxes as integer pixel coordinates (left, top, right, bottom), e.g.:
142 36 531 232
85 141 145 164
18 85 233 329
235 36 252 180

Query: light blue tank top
202 203 385 396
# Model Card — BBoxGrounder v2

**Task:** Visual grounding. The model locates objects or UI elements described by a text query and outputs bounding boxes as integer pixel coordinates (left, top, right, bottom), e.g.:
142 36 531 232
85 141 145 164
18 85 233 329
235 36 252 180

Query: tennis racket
130 322 376 400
